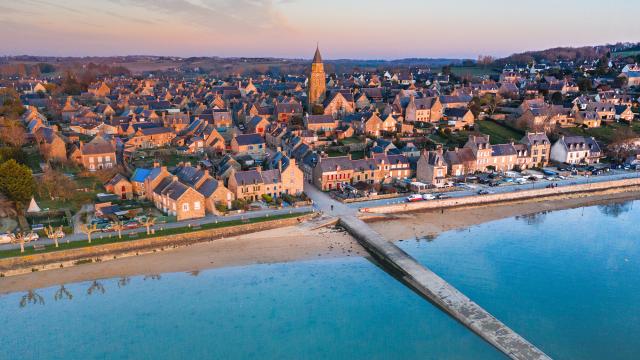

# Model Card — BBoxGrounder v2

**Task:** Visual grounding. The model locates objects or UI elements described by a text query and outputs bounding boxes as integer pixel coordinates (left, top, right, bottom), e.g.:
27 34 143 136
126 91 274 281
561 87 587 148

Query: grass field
612 50 640 59
0 212 309 259
476 120 524 144
561 122 640 144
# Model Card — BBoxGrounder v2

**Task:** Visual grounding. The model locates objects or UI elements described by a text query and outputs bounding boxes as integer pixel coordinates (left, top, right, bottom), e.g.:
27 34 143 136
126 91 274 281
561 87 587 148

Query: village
1 43 640 250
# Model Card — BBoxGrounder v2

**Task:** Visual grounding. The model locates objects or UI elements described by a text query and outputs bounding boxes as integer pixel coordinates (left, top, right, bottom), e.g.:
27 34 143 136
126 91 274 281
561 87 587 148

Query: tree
0 159 35 207
613 76 628 89
38 168 77 200
44 225 64 248
0 118 26 147
111 221 125 239
11 232 26 253
140 216 156 235
80 223 99 244
550 92 564 105
0 88 26 119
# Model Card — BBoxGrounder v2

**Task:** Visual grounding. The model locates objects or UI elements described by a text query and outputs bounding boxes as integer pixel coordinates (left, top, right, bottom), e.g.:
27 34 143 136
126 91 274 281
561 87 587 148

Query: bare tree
140 217 156 235
11 232 26 253
44 225 64 248
110 221 125 240
79 223 99 244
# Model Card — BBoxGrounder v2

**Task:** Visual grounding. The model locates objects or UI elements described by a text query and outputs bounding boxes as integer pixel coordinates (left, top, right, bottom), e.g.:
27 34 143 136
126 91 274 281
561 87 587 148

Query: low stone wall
361 178 640 214
338 193 403 204
0 214 314 274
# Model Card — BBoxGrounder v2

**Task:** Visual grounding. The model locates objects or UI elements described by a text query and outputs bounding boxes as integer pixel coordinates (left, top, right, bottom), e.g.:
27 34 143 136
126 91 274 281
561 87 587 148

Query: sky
0 0 639 59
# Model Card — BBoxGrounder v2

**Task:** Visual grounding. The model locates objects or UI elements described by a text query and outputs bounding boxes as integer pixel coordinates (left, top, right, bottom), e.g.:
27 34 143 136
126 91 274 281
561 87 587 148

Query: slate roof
234 133 265 146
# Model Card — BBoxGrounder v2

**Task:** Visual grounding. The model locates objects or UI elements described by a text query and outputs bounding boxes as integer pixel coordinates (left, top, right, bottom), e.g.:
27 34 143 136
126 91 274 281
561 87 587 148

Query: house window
183 203 189 212
194 201 201 210
106 156 111 162
98 156 103 162
89 157 94 163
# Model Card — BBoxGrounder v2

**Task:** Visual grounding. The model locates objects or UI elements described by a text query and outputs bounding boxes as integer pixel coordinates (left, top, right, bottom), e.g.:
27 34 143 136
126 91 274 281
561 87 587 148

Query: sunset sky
1 0 638 59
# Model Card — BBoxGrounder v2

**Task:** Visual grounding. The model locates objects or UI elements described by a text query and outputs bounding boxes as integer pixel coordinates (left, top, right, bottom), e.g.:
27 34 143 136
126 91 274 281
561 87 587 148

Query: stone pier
339 215 551 360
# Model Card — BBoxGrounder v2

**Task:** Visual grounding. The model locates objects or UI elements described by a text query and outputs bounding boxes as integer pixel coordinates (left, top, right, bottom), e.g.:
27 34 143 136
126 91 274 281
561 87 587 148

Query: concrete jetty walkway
339 215 551 360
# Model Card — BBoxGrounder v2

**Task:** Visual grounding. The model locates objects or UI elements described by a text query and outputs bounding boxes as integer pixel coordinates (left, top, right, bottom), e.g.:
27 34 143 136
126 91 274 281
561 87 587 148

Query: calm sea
1 200 639 359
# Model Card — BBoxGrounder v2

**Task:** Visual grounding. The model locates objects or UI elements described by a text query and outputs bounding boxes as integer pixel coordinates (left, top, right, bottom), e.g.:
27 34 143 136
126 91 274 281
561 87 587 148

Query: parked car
477 189 492 195
24 232 39 242
406 194 423 202
0 233 13 244
435 193 450 199
422 193 436 200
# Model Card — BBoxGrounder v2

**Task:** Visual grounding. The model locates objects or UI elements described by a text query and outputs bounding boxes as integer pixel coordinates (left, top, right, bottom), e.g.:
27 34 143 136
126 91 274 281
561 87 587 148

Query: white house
550 136 601 165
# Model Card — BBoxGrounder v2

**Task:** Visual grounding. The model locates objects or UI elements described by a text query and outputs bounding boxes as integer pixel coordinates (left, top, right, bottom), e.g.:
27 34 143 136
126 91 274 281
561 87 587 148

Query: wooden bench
33 244 45 251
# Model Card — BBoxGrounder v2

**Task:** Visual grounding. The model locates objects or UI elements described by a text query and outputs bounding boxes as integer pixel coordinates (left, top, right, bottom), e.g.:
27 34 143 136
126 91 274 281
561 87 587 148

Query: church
308 45 326 112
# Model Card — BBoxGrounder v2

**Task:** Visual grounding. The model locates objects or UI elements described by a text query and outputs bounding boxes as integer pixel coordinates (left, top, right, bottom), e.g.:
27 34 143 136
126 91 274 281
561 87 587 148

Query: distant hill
497 42 640 65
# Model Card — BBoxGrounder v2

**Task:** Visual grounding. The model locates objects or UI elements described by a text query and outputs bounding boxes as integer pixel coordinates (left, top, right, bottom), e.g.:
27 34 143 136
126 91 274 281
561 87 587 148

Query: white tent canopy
27 197 41 213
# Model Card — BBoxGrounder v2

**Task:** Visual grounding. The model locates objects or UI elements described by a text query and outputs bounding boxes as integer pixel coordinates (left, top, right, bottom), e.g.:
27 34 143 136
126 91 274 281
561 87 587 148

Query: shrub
261 194 273 203
215 203 228 213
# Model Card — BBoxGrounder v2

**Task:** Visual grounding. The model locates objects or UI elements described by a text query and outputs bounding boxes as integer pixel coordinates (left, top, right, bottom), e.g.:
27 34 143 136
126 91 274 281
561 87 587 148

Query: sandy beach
2 190 639 294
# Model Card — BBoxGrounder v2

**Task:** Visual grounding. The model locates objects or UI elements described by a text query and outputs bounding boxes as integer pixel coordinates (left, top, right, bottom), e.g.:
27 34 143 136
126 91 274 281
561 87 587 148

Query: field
560 122 640 144
611 50 640 59
476 120 524 144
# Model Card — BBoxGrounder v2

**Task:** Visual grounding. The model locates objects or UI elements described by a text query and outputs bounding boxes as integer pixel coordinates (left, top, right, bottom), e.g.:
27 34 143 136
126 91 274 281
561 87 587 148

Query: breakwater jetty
339 215 551 360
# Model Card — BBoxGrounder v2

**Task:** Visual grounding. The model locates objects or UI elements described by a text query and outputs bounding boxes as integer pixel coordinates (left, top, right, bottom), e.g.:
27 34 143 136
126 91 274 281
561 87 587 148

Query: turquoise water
1 201 639 359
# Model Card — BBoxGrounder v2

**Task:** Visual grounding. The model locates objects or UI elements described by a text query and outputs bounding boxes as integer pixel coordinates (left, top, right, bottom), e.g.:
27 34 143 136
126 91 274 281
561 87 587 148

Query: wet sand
2 190 639 294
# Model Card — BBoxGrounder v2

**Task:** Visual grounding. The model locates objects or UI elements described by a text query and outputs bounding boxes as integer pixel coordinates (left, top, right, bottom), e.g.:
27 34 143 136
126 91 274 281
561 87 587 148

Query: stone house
231 133 266 159
34 127 67 162
323 92 355 119
416 149 448 187
305 115 339 133
228 158 304 202
520 132 551 168
152 177 206 221
127 126 176 148
104 173 133 200
77 136 116 171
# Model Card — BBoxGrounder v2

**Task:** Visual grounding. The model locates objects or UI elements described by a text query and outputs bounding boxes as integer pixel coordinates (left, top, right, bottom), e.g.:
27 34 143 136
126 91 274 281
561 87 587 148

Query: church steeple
313 45 323 64
308 44 326 112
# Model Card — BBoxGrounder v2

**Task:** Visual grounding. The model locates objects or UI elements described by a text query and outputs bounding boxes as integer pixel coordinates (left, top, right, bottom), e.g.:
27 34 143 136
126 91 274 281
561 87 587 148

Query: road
4 169 638 251
0 205 313 251
342 169 640 210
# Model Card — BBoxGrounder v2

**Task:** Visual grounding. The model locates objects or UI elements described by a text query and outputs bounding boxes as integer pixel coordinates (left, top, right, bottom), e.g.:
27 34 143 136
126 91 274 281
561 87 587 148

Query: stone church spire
308 44 326 112
313 44 323 64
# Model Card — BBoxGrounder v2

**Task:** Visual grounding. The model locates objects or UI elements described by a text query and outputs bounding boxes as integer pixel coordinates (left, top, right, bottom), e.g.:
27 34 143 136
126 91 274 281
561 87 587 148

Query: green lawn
0 212 310 260
328 149 364 159
22 145 43 173
36 174 105 213
476 121 524 144
561 122 640 144
612 50 640 59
